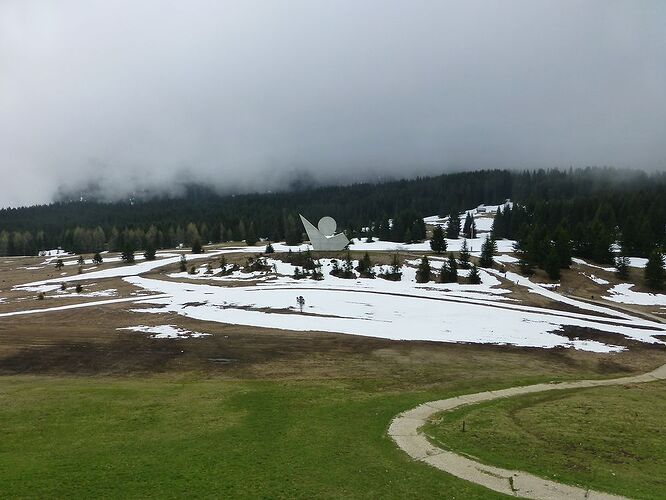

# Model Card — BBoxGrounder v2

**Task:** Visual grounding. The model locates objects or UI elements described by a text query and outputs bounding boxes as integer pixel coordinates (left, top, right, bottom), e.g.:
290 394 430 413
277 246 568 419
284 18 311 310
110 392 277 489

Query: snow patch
118 324 210 339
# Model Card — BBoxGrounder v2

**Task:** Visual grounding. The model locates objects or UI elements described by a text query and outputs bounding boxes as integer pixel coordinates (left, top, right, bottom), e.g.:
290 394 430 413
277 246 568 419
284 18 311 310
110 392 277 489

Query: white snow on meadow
121 256 666 353
118 324 210 339
349 237 515 254
605 284 666 306
572 258 615 272
582 273 610 285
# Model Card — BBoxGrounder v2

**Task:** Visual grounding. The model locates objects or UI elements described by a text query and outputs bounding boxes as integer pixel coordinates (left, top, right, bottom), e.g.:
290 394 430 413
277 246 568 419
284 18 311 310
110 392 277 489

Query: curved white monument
299 214 349 251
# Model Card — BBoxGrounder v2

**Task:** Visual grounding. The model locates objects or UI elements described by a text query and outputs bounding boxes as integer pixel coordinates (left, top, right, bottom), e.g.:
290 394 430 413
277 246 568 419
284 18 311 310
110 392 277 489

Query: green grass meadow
424 381 666 499
0 376 506 499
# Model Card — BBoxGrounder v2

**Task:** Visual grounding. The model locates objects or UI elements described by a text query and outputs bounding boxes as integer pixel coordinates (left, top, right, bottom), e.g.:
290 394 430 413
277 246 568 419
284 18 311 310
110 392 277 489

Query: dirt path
388 362 666 499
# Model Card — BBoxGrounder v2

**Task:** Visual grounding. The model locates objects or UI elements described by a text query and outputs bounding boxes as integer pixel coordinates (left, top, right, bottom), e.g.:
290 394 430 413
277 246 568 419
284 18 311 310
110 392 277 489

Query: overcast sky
1 0 665 206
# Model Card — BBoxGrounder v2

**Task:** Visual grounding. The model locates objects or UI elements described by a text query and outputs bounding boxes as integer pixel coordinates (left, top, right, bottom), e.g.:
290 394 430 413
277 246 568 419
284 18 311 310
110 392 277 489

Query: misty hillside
0 168 664 259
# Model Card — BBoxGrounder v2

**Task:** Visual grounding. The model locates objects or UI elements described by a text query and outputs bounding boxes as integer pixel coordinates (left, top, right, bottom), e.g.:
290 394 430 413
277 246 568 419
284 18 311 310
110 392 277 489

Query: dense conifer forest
0 168 663 262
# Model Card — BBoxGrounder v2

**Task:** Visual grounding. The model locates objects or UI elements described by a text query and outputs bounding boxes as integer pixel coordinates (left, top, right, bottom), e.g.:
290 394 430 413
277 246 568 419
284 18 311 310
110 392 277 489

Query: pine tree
459 239 471 269
615 254 630 280
468 265 481 284
463 213 476 239
644 251 664 290
479 236 497 268
415 256 431 283
265 242 275 254
92 252 103 264
545 246 561 280
429 226 446 254
553 227 572 268
446 210 461 239
121 244 135 264
192 240 204 254
447 252 458 282
342 252 355 278
144 245 156 261
245 223 258 246
356 252 375 278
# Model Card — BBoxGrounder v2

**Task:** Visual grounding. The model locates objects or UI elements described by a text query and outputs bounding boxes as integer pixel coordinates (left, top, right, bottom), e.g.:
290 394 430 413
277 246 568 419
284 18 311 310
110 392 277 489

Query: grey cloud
0 0 665 206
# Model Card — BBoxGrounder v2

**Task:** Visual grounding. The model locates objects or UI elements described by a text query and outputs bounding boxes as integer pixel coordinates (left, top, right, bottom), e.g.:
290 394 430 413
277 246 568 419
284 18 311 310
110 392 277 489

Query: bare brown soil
0 249 664 381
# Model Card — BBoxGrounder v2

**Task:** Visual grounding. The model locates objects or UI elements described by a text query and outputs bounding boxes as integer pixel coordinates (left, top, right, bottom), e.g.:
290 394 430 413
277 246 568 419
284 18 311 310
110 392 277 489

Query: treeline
0 168 664 256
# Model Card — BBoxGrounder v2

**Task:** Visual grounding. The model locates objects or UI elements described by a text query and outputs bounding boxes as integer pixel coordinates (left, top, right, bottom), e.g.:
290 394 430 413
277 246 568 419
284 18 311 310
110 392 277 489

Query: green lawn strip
0 375 511 499
423 380 666 499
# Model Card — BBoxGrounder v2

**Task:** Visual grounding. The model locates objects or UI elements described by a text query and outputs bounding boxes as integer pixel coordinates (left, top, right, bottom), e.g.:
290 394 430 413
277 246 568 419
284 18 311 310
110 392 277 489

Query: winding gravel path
389 363 666 499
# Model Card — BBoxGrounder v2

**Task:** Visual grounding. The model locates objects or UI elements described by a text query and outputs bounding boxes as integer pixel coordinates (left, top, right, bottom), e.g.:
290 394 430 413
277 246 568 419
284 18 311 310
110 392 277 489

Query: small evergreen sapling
615 254 630 279
92 252 103 264
415 256 431 283
447 252 458 282
459 239 471 269
468 265 481 284
356 252 375 278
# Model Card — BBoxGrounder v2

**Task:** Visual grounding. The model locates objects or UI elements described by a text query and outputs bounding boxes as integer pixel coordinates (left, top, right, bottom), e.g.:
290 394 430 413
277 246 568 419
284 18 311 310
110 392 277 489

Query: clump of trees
330 253 356 279
378 253 402 281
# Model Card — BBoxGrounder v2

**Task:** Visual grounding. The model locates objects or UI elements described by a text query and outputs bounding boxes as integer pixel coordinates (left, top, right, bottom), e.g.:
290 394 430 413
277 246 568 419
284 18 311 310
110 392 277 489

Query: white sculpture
299 214 349 251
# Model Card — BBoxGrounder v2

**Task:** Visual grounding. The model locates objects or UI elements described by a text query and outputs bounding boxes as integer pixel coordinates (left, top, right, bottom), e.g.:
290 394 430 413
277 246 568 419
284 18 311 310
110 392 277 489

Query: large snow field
123 258 666 353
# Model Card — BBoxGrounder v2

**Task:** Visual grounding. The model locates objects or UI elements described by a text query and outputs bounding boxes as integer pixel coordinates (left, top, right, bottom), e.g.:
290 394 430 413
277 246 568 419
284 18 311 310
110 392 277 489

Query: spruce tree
479 236 496 268
121 244 135 263
192 239 204 254
447 252 458 282
415 256 431 283
459 239 471 269
265 242 275 254
92 252 103 264
429 226 446 254
463 213 476 239
615 254 630 280
553 227 572 268
356 252 375 278
245 223 258 246
545 246 561 280
468 265 481 284
644 250 665 290
446 210 461 239
144 245 156 261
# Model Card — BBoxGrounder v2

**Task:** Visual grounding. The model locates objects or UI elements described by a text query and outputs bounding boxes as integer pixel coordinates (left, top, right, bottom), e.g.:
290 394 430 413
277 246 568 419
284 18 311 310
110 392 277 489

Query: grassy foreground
424 380 666 499
0 375 511 499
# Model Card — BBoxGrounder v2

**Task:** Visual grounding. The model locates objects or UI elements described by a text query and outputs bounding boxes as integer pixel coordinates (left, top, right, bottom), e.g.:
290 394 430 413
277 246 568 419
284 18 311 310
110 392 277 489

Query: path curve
388 363 666 499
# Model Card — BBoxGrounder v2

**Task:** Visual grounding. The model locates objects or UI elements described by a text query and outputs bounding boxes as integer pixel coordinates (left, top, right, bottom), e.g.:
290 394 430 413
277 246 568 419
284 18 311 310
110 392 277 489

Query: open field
423 380 666 499
1 209 665 498
3 354 666 499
